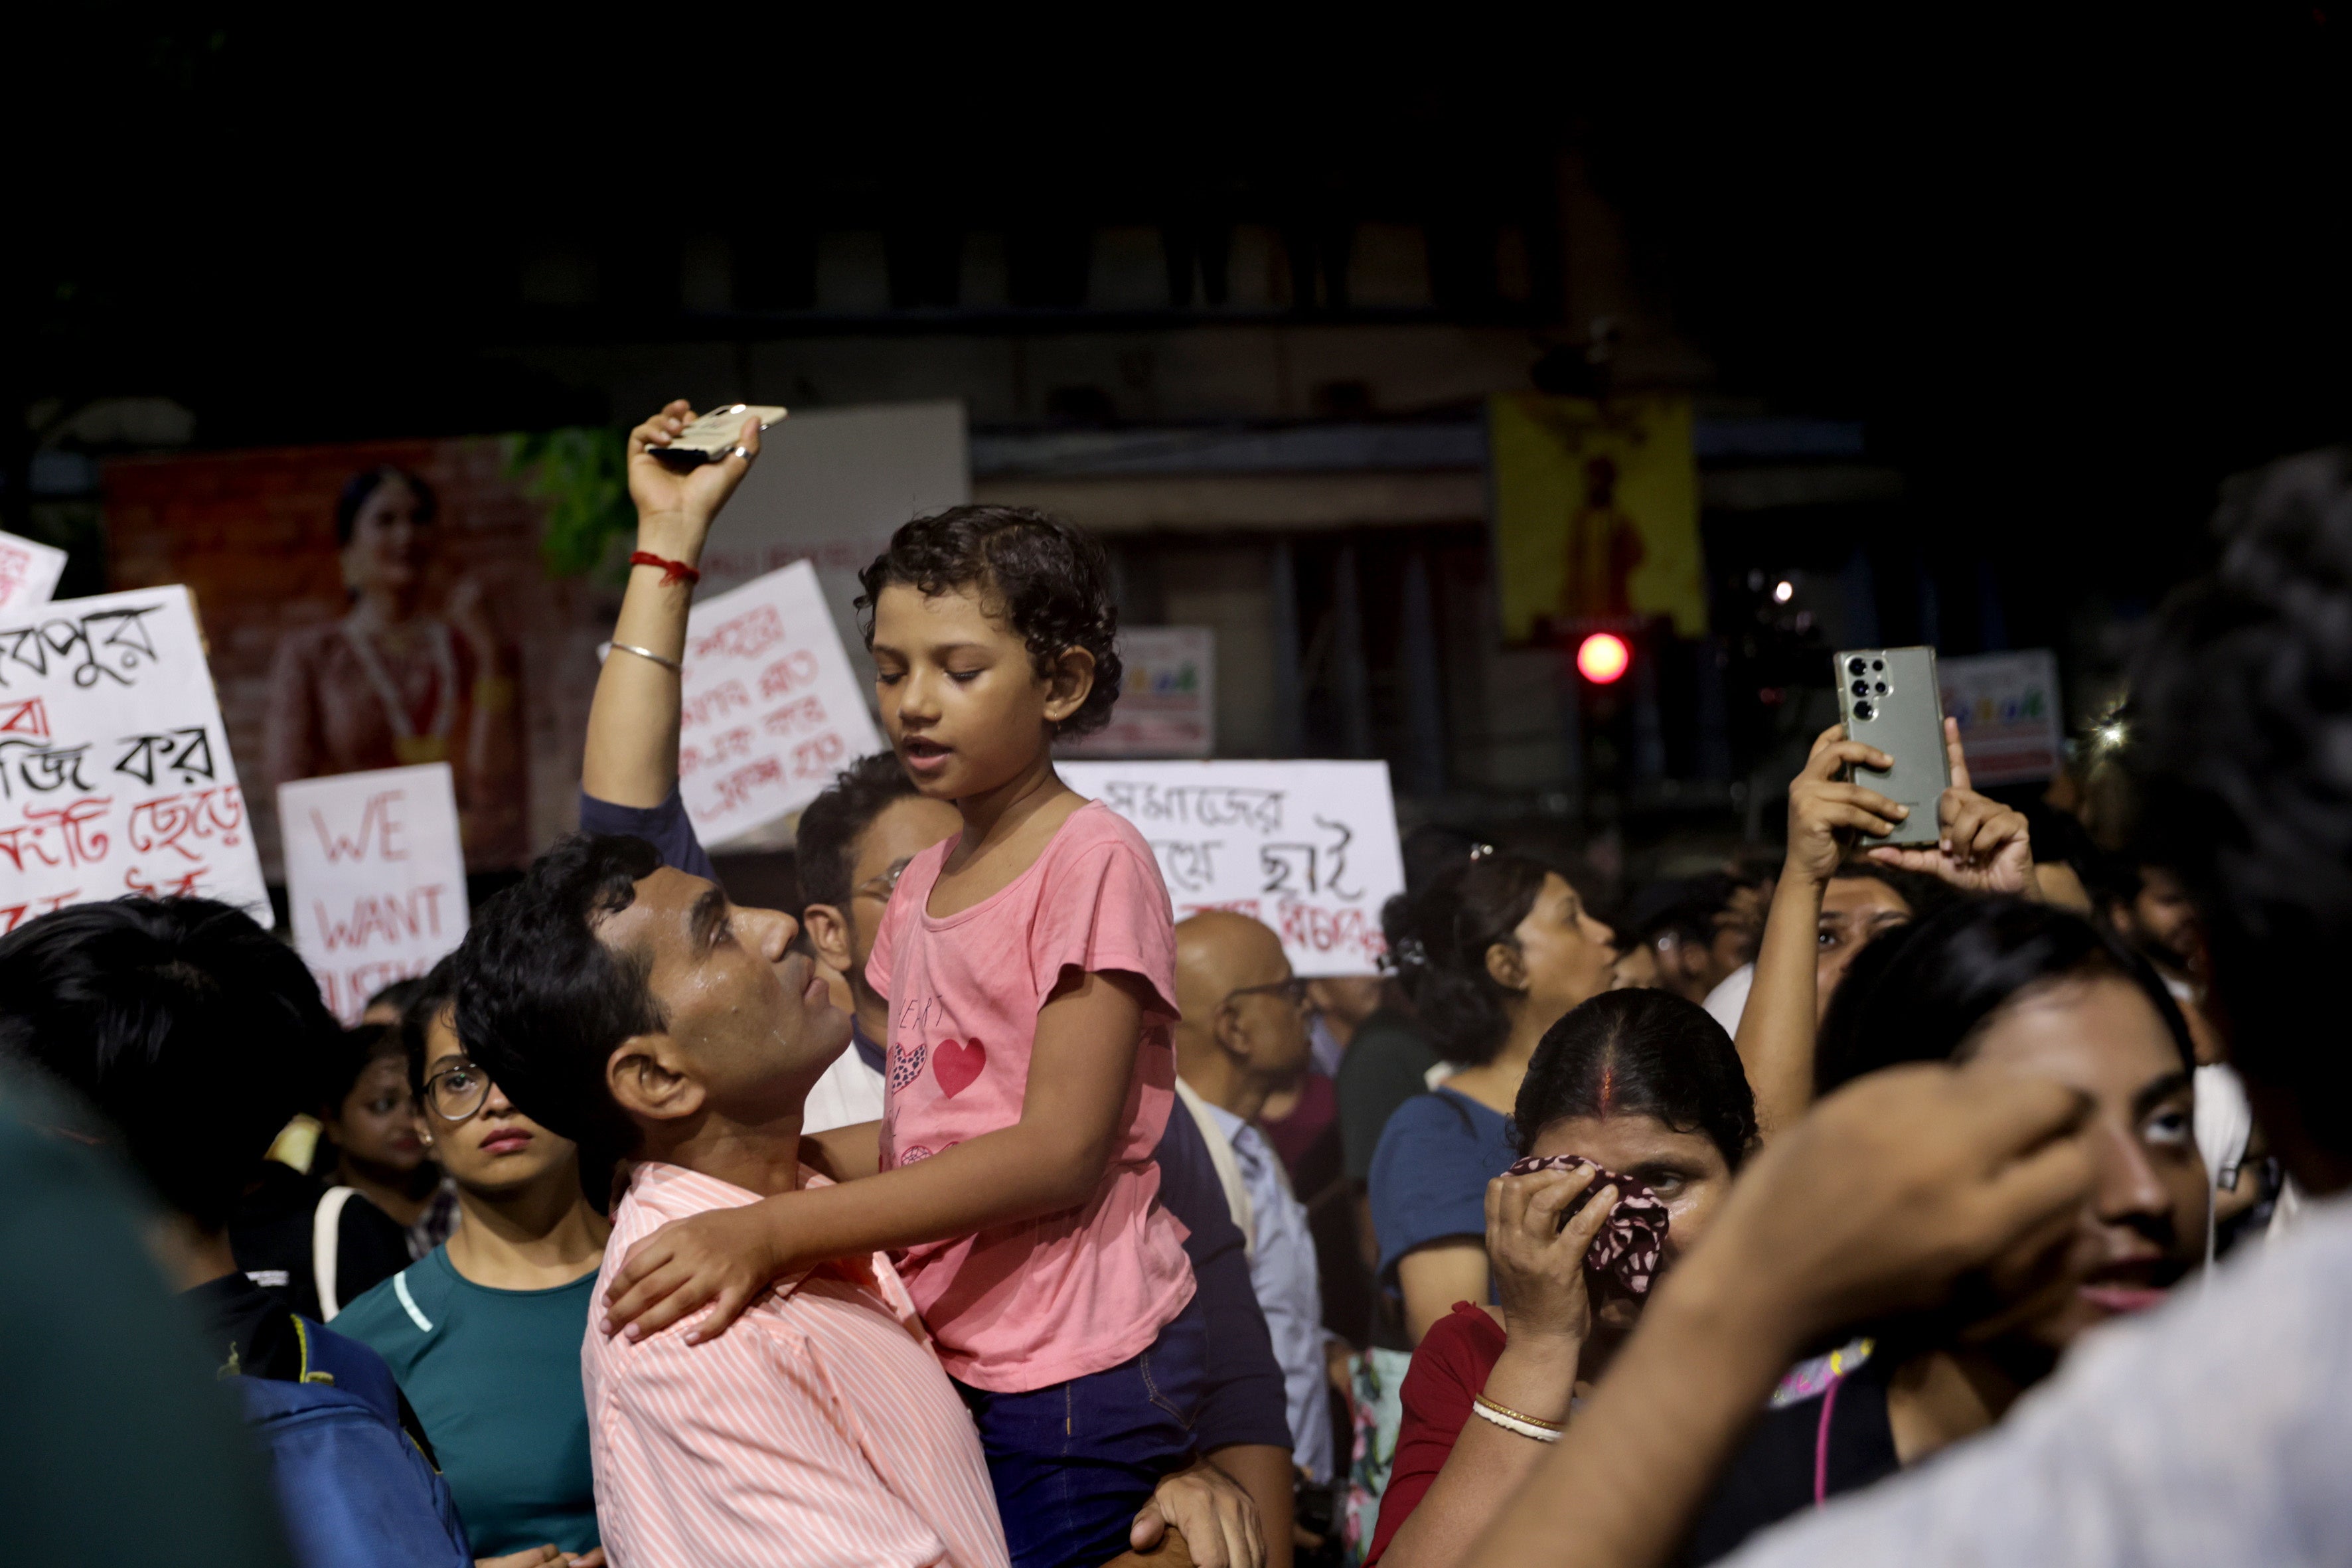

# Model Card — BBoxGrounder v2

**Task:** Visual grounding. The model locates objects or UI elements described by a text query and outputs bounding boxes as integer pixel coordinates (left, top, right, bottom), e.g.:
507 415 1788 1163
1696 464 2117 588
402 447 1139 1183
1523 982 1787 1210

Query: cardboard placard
0 530 69 616
1059 627 1216 759
676 561 886 848
1061 759 1405 976
279 763 470 1024
1939 649 2064 786
0 586 267 932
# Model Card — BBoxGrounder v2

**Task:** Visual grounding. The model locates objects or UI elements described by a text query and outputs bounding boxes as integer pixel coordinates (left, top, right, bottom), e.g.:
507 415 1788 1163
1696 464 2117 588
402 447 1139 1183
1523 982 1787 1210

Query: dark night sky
9 7 2348 607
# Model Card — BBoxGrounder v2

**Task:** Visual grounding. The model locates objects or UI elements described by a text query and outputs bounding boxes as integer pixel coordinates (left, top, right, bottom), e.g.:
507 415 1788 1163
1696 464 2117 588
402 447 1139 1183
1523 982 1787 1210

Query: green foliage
505 428 634 580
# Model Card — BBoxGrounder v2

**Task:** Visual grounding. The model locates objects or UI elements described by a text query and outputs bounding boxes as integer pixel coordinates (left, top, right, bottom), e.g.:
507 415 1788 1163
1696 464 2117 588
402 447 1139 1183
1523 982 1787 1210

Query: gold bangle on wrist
1473 1393 1564 1433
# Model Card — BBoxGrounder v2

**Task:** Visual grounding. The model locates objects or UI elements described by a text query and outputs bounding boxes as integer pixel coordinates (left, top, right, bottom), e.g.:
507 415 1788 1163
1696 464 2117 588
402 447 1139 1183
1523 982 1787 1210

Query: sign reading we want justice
0 586 267 931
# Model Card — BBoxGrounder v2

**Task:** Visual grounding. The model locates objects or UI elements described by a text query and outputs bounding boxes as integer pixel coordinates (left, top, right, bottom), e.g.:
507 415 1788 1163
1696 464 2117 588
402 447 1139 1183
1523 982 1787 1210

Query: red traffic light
1576 631 1631 684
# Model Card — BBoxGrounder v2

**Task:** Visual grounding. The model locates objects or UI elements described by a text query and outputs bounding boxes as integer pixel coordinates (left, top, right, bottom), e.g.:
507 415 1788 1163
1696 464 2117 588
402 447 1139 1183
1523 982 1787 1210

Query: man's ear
606 1034 704 1127
1210 999 1252 1063
801 902 854 973
1484 940 1528 994
1042 645 1097 727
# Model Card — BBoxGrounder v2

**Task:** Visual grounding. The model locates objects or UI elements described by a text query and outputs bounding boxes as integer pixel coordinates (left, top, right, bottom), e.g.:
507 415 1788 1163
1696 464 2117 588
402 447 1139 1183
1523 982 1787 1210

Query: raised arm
582 402 763 807
1736 725 1904 1137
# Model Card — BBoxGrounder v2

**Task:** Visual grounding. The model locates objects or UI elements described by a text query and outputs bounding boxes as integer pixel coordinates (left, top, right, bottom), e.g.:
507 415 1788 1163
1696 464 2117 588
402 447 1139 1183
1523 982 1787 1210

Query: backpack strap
313 1186 358 1321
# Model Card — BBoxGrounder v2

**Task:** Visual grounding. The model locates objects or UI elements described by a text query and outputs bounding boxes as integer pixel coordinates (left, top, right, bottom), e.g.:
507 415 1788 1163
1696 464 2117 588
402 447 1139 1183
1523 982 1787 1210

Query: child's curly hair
855 505 1125 739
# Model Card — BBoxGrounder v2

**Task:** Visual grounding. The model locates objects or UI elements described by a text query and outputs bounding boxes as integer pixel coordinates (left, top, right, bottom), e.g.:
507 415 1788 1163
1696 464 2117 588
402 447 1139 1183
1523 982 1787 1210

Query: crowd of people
5 403 2349 1568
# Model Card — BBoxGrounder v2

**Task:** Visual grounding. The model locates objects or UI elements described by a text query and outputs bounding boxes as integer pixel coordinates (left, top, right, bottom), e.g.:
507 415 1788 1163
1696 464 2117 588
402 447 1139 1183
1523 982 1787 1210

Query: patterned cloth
1503 1156 1670 1300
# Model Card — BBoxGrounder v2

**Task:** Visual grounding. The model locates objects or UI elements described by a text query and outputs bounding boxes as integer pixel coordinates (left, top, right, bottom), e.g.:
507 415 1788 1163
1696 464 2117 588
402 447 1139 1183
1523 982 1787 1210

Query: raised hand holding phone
1865 716 2036 894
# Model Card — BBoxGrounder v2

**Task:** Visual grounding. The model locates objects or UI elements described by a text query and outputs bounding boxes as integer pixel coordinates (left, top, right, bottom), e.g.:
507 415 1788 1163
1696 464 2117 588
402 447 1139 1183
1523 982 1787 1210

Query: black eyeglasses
1222 977 1313 1012
422 1060 493 1123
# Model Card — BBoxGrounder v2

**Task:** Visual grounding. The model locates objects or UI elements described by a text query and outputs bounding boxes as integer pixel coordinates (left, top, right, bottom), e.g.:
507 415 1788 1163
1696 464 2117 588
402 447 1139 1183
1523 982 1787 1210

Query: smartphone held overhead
1834 645 1948 846
655 404 789 465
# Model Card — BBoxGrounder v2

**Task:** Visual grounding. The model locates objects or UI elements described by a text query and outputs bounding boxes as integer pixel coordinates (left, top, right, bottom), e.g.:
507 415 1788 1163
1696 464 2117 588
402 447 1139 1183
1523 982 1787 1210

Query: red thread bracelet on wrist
629 550 701 587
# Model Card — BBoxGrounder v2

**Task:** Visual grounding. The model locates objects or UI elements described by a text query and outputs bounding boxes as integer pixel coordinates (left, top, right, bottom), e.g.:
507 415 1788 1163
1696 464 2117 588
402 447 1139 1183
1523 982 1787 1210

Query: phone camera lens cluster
1854 700 1877 721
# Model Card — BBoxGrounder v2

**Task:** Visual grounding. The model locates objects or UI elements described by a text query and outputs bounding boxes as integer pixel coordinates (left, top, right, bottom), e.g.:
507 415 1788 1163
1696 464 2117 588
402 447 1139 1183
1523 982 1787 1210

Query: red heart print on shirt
934 1037 987 1097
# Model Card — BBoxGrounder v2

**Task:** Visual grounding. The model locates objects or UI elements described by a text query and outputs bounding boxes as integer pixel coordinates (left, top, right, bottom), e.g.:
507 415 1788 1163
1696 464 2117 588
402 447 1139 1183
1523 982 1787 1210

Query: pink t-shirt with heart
864 799 1194 1392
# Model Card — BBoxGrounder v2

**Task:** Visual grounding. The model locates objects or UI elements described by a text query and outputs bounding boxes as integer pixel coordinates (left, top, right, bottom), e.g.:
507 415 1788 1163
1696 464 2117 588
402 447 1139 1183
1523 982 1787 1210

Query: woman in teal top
336 962 610 1565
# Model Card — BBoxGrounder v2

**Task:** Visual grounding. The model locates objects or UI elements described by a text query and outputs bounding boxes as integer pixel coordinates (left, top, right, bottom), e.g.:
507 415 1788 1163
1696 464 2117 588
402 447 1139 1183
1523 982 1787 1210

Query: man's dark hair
334 465 437 548
1816 897 2194 1097
854 505 1124 738
1624 872 1744 951
451 834 666 1206
1513 989 1759 1170
1383 850 1560 1067
0 898 338 1230
795 750 921 913
2130 447 2352 1154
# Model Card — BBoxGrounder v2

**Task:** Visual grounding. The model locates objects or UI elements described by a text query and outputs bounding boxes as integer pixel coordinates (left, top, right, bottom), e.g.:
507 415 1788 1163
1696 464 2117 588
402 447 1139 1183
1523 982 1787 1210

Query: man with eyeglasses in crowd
1172 912 1338 1528
333 957 612 1568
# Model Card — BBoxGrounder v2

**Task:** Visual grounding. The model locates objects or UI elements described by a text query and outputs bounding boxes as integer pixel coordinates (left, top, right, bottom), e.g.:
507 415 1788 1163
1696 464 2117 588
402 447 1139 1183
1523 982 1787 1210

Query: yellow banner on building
1488 393 1705 641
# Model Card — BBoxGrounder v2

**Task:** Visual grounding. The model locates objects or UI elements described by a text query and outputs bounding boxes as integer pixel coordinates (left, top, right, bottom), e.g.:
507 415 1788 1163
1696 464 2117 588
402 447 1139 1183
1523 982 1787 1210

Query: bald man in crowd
1172 912 1334 1492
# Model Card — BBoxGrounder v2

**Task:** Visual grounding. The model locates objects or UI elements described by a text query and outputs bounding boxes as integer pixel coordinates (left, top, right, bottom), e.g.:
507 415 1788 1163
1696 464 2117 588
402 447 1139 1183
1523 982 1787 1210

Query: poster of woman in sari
262 466 527 867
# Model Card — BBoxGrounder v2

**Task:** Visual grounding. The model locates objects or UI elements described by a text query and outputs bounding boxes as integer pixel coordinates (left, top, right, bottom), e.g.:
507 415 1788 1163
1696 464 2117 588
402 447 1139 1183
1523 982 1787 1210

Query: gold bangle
1473 1393 1565 1433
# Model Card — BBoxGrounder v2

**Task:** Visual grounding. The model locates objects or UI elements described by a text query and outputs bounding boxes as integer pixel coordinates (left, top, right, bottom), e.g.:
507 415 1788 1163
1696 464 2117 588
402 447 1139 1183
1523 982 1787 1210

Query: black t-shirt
1683 1348 1902 1565
230 1162 414 1322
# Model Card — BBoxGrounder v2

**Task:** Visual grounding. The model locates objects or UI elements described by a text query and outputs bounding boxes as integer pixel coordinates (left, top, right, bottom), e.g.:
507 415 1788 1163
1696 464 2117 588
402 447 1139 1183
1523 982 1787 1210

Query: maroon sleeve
1364 1303 1508 1565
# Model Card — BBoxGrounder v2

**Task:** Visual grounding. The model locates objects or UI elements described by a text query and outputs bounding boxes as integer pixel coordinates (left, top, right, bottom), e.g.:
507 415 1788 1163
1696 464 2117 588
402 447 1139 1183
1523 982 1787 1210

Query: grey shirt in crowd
1727 1192 2352 1567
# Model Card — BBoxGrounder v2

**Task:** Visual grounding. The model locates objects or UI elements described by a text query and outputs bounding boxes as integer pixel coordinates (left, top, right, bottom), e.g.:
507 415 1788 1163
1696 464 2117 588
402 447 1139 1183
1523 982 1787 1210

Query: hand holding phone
1833 646 1949 848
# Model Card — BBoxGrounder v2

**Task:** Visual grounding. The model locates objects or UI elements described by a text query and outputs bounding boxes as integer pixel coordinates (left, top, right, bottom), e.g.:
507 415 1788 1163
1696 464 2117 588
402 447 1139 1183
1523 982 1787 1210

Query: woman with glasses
333 957 611 1567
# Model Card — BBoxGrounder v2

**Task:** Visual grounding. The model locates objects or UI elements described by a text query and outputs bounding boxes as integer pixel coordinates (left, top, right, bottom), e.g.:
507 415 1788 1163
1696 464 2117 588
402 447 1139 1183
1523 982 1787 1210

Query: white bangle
607 641 683 673
1470 1397 1561 1443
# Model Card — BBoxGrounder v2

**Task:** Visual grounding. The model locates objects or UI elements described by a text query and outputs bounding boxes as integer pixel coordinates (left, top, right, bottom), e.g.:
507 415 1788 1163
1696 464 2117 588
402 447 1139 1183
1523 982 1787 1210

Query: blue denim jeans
954 1294 1207 1568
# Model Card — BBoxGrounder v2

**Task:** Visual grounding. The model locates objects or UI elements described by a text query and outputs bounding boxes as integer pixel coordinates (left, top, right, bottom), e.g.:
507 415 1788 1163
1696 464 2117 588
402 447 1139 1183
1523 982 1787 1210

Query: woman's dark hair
0 897 340 1231
1383 850 1557 1067
795 750 921 913
319 1022 409 1115
1816 896 2195 1096
854 505 1123 738
451 833 666 1208
335 465 438 548
398 955 461 1099
1512 989 1759 1170
1828 858 1958 922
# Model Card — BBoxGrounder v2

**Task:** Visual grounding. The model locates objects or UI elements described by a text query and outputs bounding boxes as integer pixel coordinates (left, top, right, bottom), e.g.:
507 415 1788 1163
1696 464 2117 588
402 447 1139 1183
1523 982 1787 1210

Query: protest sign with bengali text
0 585 266 931
1061 759 1405 976
676 561 886 849
0 532 68 616
279 763 469 1024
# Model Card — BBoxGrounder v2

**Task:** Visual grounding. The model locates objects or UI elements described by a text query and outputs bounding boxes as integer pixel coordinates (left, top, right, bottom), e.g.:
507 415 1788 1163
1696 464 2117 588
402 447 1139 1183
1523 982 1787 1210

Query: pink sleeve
1031 839 1180 1019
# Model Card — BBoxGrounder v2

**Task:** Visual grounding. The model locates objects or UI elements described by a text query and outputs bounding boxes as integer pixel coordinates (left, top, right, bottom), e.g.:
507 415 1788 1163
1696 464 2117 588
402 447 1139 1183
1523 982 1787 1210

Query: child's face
870 582 1091 801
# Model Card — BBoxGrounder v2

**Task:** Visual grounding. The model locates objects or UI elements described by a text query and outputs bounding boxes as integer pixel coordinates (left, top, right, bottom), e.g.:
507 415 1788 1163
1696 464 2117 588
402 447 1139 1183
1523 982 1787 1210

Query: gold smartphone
655 404 788 465
1833 645 1948 846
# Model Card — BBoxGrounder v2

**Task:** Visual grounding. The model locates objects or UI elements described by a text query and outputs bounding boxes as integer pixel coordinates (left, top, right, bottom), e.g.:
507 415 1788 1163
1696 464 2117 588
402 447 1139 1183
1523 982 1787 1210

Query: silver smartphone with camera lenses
1833 646 1948 847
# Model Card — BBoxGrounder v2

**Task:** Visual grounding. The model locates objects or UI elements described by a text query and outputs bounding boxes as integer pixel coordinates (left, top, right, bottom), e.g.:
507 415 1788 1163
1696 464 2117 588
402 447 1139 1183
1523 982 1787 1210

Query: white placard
1939 649 2064 786
1061 759 1405 977
279 763 469 1024
1059 627 1216 759
677 561 887 849
696 400 971 693
0 585 267 932
0 531 69 615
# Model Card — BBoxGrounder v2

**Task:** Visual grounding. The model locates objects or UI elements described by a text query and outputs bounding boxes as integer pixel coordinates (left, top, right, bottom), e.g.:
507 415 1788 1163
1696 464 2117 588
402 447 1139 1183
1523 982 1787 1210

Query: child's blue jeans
953 1294 1208 1568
